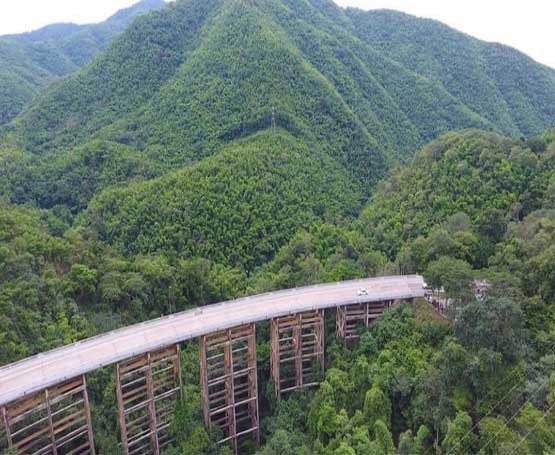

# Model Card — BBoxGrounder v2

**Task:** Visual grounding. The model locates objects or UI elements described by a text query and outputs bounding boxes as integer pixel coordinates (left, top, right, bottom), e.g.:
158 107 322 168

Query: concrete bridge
0 275 425 455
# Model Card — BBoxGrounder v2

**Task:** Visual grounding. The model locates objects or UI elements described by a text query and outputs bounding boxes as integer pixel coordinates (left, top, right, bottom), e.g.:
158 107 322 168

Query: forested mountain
1 0 555 453
2 129 555 454
82 131 361 269
0 0 165 125
1 0 554 270
347 9 555 138
4 0 555 163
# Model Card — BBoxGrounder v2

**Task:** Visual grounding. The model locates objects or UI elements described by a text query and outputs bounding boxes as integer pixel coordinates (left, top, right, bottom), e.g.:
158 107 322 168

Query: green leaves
0 0 164 127
442 411 478 455
455 296 525 363
424 256 473 300
363 387 392 431
82 131 360 270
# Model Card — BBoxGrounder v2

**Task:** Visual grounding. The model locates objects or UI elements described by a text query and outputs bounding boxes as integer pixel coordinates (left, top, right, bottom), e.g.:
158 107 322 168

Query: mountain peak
108 0 167 22
4 0 555 170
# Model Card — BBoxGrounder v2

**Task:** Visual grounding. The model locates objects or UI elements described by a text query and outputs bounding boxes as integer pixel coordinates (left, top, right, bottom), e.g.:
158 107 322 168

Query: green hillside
359 129 555 262
0 140 162 212
1 0 555 453
347 9 555 137
3 129 555 454
246 129 555 455
0 0 165 126
6 0 555 166
81 130 360 269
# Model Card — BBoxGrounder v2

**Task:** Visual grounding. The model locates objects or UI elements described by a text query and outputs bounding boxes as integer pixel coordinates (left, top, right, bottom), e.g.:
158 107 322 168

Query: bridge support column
336 301 393 341
1 375 95 454
270 310 325 399
200 323 259 454
115 344 181 455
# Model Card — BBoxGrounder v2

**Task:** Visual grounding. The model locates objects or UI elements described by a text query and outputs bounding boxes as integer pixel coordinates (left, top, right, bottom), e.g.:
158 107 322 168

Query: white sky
0 0 553 69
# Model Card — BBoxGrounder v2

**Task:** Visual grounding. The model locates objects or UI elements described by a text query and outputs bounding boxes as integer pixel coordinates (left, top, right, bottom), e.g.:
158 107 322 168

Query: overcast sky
1 0 554 69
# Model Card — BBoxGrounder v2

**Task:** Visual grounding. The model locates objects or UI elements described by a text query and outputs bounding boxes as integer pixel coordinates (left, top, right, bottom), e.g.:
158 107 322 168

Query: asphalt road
0 275 425 406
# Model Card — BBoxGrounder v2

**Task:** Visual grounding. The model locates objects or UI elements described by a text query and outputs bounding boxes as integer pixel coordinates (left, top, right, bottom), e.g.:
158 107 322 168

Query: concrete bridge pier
270 310 325 399
199 323 259 454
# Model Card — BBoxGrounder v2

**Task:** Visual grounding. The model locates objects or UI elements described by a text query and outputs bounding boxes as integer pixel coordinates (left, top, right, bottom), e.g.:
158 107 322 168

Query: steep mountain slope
0 140 162 212
3 128 555 454
347 8 555 137
0 0 165 125
4 0 224 153
254 128 555 288
2 1 555 452
2 0 555 274
6 0 555 166
99 0 384 178
269 0 491 156
358 128 555 262
81 130 360 269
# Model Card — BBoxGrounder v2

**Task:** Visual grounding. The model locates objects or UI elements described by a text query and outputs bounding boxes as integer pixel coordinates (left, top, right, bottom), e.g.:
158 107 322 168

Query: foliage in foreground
2 130 555 454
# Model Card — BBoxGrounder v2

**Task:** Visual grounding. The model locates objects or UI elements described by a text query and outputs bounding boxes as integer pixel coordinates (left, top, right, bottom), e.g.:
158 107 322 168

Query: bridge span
0 275 425 454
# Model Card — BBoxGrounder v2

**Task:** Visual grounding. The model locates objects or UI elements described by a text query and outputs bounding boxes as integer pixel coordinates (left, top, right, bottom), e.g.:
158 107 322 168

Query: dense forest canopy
2 129 554 454
0 0 165 126
1 0 555 453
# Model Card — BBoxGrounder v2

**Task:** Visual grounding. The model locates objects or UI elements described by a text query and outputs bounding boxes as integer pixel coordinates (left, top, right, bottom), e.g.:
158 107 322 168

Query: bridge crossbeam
1 375 95 455
200 324 259 454
115 344 181 455
270 310 325 399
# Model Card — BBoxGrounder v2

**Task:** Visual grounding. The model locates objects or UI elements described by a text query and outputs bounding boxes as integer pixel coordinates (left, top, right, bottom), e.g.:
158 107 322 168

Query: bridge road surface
0 275 425 406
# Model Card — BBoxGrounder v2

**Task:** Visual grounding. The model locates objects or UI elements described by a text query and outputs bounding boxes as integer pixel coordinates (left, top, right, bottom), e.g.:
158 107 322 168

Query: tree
478 417 523 455
455 296 525 363
316 402 341 443
259 429 304 455
326 368 355 412
333 442 356 455
413 425 432 455
442 411 477 455
363 386 392 431
373 420 395 454
350 356 371 405
398 430 414 455
350 425 373 454
515 403 555 455
424 256 473 301
63 264 97 303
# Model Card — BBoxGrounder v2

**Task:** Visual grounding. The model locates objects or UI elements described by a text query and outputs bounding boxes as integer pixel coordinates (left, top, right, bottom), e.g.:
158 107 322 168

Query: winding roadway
0 275 425 406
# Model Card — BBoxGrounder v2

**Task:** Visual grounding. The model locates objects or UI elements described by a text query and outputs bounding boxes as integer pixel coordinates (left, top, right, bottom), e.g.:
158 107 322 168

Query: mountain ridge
1 2 555 453
5 0 554 164
0 0 166 126
347 8 555 136
1 0 555 276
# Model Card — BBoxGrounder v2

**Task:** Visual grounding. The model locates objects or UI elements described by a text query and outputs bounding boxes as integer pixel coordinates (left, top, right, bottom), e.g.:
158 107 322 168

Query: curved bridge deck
1 275 425 454
0 275 424 407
